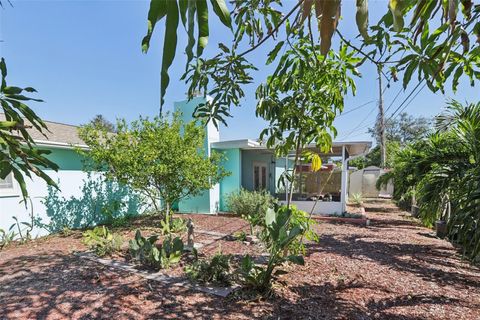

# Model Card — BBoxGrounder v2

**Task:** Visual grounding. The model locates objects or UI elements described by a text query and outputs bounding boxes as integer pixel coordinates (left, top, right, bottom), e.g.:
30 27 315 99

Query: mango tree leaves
388 0 408 32
142 0 232 111
161 1 179 110
0 58 58 200
256 39 359 166
356 0 370 41
144 0 480 125
182 44 257 128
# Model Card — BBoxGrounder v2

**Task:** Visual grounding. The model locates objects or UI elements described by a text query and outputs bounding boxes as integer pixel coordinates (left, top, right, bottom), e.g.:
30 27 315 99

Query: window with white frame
0 173 17 196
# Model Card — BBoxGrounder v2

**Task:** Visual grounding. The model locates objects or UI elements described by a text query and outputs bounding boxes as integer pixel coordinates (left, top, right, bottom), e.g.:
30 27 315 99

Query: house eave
33 139 89 150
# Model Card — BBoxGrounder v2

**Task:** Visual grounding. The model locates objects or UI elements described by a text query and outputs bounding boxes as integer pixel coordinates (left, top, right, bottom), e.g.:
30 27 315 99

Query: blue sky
1 0 477 142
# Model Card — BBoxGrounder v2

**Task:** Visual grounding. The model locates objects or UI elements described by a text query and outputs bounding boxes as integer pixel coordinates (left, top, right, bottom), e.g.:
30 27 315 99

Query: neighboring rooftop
0 113 85 147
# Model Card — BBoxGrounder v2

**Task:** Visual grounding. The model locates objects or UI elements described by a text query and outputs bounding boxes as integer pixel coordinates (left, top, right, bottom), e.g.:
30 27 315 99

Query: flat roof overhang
211 139 372 157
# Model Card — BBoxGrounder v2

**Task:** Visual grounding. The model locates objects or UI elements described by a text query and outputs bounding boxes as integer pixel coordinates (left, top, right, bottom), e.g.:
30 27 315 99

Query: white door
253 162 268 191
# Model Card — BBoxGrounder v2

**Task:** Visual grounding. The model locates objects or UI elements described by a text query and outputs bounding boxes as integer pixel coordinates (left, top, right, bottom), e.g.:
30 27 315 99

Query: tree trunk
287 138 302 208
165 201 170 225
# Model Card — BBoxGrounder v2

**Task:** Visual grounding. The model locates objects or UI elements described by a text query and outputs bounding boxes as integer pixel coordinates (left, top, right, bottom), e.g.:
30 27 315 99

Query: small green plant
349 193 364 207
129 230 184 269
233 230 247 242
0 228 16 250
226 188 275 234
237 205 305 294
82 226 123 257
185 253 232 286
60 226 74 237
161 217 187 235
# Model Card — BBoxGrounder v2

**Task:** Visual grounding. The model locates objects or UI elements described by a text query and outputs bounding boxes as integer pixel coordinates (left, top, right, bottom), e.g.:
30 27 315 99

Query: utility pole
377 65 386 168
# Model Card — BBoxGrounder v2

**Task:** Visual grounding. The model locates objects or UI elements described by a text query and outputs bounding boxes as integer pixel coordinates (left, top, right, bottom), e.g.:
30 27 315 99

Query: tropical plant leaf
319 0 340 55
141 0 167 53
209 0 231 29
160 0 179 109
356 0 370 41
196 0 209 57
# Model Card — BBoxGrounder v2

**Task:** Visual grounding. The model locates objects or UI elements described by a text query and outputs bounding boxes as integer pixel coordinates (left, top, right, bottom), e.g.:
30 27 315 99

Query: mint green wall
217 148 242 211
174 97 215 213
44 147 87 170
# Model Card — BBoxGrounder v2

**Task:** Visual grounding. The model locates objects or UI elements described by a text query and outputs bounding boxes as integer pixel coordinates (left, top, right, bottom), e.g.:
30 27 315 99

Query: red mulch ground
1 200 479 319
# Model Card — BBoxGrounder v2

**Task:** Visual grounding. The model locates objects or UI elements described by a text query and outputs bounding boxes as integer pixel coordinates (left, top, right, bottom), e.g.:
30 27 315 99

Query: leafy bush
129 230 184 269
185 253 232 286
237 205 305 294
82 226 123 257
79 113 228 232
258 205 318 255
226 188 276 234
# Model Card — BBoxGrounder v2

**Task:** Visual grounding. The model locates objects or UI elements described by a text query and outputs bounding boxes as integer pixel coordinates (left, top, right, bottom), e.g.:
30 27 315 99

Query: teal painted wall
174 97 217 213
241 150 276 195
217 148 242 211
44 147 87 170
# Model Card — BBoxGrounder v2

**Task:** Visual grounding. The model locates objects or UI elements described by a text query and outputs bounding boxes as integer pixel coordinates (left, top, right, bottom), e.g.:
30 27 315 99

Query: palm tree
381 100 480 261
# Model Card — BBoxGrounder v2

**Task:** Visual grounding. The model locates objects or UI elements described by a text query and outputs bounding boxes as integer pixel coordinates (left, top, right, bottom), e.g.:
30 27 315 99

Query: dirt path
1 200 479 319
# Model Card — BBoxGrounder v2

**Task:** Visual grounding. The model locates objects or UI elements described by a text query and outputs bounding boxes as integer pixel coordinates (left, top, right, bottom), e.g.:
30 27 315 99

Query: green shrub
226 188 276 234
60 226 73 237
129 230 184 269
185 253 232 286
128 230 160 268
82 226 123 257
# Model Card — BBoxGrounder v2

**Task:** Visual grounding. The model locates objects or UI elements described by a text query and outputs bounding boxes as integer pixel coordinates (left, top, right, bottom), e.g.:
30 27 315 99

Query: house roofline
211 139 372 156
33 139 89 150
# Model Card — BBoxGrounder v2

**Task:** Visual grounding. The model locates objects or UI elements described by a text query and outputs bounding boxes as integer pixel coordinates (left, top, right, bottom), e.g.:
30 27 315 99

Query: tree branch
238 0 305 58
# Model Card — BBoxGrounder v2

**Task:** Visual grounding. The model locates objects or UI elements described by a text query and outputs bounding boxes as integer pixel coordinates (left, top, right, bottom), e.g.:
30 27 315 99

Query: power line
337 100 375 118
388 81 428 121
337 80 392 140
337 104 377 140
387 79 426 120
341 82 427 140
384 87 403 114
